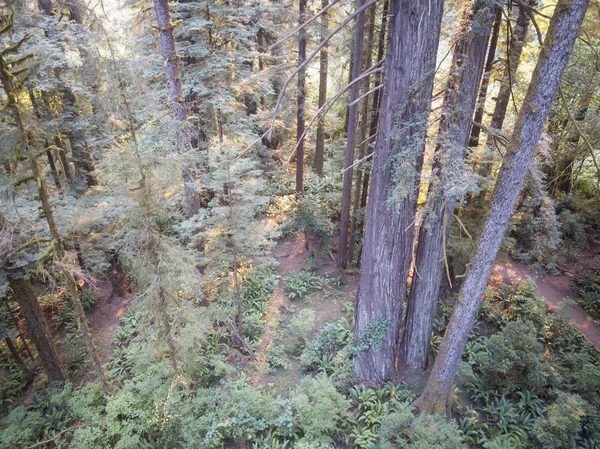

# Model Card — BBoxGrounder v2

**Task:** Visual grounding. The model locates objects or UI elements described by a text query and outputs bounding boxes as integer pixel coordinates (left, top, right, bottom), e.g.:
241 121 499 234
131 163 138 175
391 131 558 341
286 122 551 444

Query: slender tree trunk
313 0 329 176
469 6 502 149
399 0 495 372
154 0 201 216
415 0 589 414
348 6 375 266
476 0 533 187
353 0 444 384
5 336 30 379
8 275 66 383
338 0 366 268
296 0 307 195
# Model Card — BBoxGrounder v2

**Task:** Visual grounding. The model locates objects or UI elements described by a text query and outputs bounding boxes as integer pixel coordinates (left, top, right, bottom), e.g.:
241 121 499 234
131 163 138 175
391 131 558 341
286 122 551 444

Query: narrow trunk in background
353 0 444 384
296 0 307 195
338 0 366 268
415 0 589 414
154 0 201 216
400 0 495 372
348 6 375 266
469 6 502 149
476 0 533 187
313 0 329 176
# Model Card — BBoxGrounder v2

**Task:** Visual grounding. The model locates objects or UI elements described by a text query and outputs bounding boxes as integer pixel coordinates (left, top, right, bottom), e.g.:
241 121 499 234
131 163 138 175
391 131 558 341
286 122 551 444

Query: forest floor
491 247 600 350
248 231 358 389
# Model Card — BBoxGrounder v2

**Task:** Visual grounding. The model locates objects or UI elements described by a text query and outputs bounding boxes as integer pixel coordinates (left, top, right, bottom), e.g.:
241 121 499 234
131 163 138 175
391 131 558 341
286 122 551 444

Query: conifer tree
313 0 329 176
399 0 496 372
353 0 444 383
415 0 589 414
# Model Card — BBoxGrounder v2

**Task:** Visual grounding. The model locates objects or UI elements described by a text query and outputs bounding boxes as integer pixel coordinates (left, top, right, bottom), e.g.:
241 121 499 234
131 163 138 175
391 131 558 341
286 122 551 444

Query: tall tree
338 0 366 268
399 0 496 372
296 0 307 195
153 0 201 216
313 0 329 176
469 5 502 149
475 0 534 193
353 0 444 384
7 274 66 383
414 0 589 414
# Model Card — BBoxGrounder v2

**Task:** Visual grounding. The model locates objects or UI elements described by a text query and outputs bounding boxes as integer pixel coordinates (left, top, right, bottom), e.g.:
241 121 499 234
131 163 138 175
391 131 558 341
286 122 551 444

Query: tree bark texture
338 0 366 268
415 0 589 414
8 275 66 383
296 0 307 195
400 0 495 372
353 0 444 384
313 0 329 176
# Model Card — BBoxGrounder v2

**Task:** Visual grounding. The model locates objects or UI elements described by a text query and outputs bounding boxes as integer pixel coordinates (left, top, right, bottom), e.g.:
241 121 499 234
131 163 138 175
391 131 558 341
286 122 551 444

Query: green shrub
535 392 587 449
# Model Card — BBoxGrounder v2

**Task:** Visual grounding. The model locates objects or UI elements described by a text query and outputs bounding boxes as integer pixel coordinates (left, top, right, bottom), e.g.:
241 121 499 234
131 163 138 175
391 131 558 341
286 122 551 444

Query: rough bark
296 0 307 195
8 275 66 383
338 0 366 268
313 0 329 176
469 6 502 149
154 0 201 216
353 0 444 384
400 0 495 372
414 0 589 414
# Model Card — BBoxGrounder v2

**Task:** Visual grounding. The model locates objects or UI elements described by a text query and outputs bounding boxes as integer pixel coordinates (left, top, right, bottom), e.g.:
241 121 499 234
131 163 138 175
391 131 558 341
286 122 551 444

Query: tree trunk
353 0 444 384
348 6 375 266
296 0 307 195
338 0 366 268
469 6 502 149
400 0 495 372
8 275 66 383
5 336 30 379
153 0 201 216
313 0 329 176
357 0 390 269
476 0 533 187
414 0 588 414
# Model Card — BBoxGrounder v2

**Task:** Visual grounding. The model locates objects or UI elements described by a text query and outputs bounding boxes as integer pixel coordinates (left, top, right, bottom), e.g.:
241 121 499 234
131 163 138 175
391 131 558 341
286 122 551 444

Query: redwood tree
296 0 308 195
353 0 444 384
313 0 329 176
414 0 589 414
400 0 496 372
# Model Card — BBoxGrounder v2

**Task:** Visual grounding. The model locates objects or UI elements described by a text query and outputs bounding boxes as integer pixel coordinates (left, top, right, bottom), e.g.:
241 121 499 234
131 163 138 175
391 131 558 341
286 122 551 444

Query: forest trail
88 280 131 365
491 254 600 351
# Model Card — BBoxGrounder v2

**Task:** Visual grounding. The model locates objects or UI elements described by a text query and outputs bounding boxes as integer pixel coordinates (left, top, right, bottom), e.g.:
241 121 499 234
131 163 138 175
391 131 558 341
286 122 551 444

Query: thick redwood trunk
296 0 307 195
8 275 66 383
415 0 589 414
353 0 444 384
313 0 329 176
338 0 366 268
400 0 495 372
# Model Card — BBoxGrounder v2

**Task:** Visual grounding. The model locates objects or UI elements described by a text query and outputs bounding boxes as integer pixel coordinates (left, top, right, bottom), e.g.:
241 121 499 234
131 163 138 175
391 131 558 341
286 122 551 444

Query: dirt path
88 280 131 365
491 255 600 351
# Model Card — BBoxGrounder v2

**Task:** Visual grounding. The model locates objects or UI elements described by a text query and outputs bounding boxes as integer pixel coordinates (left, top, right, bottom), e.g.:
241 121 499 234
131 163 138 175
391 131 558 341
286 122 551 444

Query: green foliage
534 392 587 449
558 210 588 248
285 270 326 300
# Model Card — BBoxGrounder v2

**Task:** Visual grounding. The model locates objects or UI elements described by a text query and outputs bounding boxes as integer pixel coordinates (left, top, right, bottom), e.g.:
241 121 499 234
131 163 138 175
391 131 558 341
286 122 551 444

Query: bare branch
269 0 342 50
268 0 380 137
